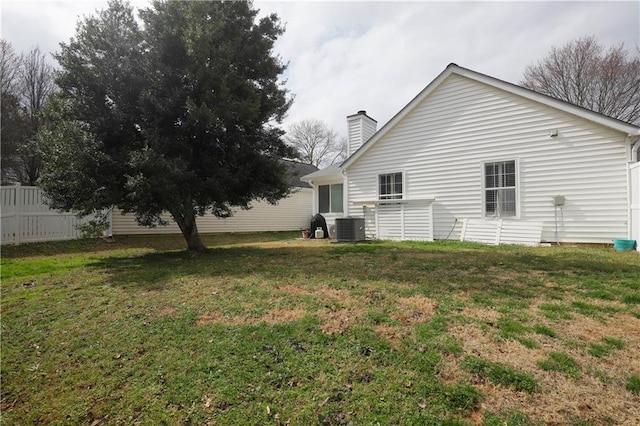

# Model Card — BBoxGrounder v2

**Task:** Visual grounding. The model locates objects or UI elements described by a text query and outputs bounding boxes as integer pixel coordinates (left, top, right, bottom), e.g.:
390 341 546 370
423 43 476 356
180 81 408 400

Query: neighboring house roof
300 164 342 182
283 160 319 188
342 63 640 170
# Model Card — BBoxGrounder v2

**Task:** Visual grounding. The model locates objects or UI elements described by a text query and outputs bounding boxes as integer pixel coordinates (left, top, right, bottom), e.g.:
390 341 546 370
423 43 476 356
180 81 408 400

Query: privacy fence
0 186 109 245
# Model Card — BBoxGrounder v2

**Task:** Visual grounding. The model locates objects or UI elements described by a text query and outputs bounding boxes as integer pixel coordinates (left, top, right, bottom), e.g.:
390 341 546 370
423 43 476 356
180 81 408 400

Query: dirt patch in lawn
391 295 436 325
196 284 360 328
196 310 228 326
156 306 179 317
280 284 368 334
374 323 404 347
460 305 500 323
451 304 640 425
195 307 306 327
279 284 357 302
318 307 367 335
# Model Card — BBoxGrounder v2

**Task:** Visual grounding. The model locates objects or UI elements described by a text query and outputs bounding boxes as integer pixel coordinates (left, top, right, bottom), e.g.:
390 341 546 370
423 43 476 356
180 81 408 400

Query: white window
484 160 517 217
379 172 403 200
319 184 343 213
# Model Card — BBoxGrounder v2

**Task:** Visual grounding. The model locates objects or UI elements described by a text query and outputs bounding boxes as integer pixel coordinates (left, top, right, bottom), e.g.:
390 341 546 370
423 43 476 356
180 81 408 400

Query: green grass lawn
2 233 639 425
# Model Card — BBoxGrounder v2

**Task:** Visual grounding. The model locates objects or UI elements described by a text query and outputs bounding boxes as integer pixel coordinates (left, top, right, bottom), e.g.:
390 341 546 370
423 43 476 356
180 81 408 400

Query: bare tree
0 42 55 185
22 46 55 127
17 46 56 184
521 36 640 125
1 40 26 184
1 40 21 96
285 119 346 168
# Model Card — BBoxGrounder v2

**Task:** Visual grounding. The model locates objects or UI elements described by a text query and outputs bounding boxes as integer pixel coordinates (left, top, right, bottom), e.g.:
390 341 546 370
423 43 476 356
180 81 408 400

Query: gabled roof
342 63 640 169
300 164 342 182
282 160 319 188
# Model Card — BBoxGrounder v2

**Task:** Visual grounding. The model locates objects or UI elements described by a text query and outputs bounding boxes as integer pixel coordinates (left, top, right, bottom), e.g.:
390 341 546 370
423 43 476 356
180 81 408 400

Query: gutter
627 136 640 239
632 137 640 163
306 179 317 215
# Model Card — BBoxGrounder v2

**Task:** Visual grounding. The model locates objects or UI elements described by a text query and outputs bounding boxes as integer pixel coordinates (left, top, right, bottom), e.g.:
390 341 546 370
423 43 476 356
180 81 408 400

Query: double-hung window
379 172 403 200
484 160 517 217
319 184 343 213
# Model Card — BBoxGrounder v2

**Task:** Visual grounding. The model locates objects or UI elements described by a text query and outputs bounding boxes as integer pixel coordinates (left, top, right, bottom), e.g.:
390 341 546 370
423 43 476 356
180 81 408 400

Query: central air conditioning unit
335 217 366 242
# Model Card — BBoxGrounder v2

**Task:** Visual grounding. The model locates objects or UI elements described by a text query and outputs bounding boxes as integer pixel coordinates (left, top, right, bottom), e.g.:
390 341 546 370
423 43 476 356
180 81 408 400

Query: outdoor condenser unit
335 217 366 242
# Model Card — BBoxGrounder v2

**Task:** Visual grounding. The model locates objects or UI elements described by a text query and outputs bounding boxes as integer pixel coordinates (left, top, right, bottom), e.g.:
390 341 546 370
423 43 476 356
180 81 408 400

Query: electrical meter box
552 195 566 206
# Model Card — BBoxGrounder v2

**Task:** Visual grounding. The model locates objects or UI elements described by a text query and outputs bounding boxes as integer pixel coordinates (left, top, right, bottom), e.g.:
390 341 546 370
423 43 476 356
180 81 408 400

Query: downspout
627 136 640 239
341 168 348 218
307 180 317 217
632 137 640 163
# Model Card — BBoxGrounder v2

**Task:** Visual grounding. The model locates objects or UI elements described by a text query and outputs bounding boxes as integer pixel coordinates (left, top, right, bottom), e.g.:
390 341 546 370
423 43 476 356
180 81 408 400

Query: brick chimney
346 110 377 157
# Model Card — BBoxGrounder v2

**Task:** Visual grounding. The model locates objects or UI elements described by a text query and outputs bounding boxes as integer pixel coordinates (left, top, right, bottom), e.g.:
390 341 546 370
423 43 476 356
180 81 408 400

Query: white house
112 160 317 235
302 64 640 247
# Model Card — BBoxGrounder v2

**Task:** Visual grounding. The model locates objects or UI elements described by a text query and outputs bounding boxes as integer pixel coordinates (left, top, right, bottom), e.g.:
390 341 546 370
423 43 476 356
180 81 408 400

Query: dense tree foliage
41 0 294 251
285 119 345 168
521 36 640 124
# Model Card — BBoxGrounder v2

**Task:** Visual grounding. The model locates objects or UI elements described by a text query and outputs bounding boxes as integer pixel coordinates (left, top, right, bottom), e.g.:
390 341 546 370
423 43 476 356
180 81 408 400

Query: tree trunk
171 210 206 252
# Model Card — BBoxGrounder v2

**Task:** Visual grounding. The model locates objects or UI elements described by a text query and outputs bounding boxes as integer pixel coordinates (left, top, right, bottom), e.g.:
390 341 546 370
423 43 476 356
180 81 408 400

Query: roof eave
342 64 457 170
454 66 640 136
341 63 640 170
300 165 343 183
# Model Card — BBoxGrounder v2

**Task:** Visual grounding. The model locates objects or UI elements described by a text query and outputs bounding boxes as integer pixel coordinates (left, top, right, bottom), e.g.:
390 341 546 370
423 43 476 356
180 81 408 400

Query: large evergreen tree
41 0 294 251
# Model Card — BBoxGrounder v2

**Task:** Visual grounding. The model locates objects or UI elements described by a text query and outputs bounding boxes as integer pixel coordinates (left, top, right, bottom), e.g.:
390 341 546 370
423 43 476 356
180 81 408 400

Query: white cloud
258 1 639 136
3 0 638 139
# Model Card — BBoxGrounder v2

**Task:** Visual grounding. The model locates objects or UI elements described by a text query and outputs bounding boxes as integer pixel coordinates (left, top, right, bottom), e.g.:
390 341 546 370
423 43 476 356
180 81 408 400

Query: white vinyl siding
377 204 402 240
112 188 313 235
372 201 433 241
346 74 629 244
348 114 377 155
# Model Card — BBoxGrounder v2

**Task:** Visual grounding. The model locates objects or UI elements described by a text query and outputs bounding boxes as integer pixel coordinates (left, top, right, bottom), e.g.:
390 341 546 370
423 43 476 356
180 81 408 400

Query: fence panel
1 186 110 245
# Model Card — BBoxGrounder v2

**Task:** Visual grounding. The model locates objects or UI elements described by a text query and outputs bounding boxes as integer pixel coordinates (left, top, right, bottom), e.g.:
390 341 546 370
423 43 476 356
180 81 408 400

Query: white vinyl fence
0 186 110 245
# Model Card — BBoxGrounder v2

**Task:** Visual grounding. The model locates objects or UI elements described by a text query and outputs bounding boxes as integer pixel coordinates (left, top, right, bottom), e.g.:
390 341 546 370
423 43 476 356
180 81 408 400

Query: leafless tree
1 40 25 184
285 119 346 168
0 42 55 184
16 47 56 184
521 36 640 125
21 46 55 126
1 40 21 96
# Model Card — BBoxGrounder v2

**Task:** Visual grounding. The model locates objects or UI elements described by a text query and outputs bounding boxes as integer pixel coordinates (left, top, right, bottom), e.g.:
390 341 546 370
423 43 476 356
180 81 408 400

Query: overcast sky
2 1 639 139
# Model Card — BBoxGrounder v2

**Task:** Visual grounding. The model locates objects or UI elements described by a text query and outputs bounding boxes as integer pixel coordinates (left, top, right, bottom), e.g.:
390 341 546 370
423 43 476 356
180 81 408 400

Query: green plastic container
613 239 636 251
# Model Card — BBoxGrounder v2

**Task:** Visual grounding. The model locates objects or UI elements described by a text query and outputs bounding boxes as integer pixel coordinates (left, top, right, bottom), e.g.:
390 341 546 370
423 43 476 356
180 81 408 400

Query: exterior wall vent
336 217 366 242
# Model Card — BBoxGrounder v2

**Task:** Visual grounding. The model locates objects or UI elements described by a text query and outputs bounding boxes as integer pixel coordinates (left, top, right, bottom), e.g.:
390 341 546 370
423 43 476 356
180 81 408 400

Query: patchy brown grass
449 306 640 425
391 295 437 325
189 243 639 424
4 234 639 425
156 306 179 317
319 307 367 335
460 305 501 323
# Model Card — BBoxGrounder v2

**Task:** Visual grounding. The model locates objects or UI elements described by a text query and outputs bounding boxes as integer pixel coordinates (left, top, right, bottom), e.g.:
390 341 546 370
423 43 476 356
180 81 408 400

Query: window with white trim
379 172 403 200
318 184 343 213
484 160 517 217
